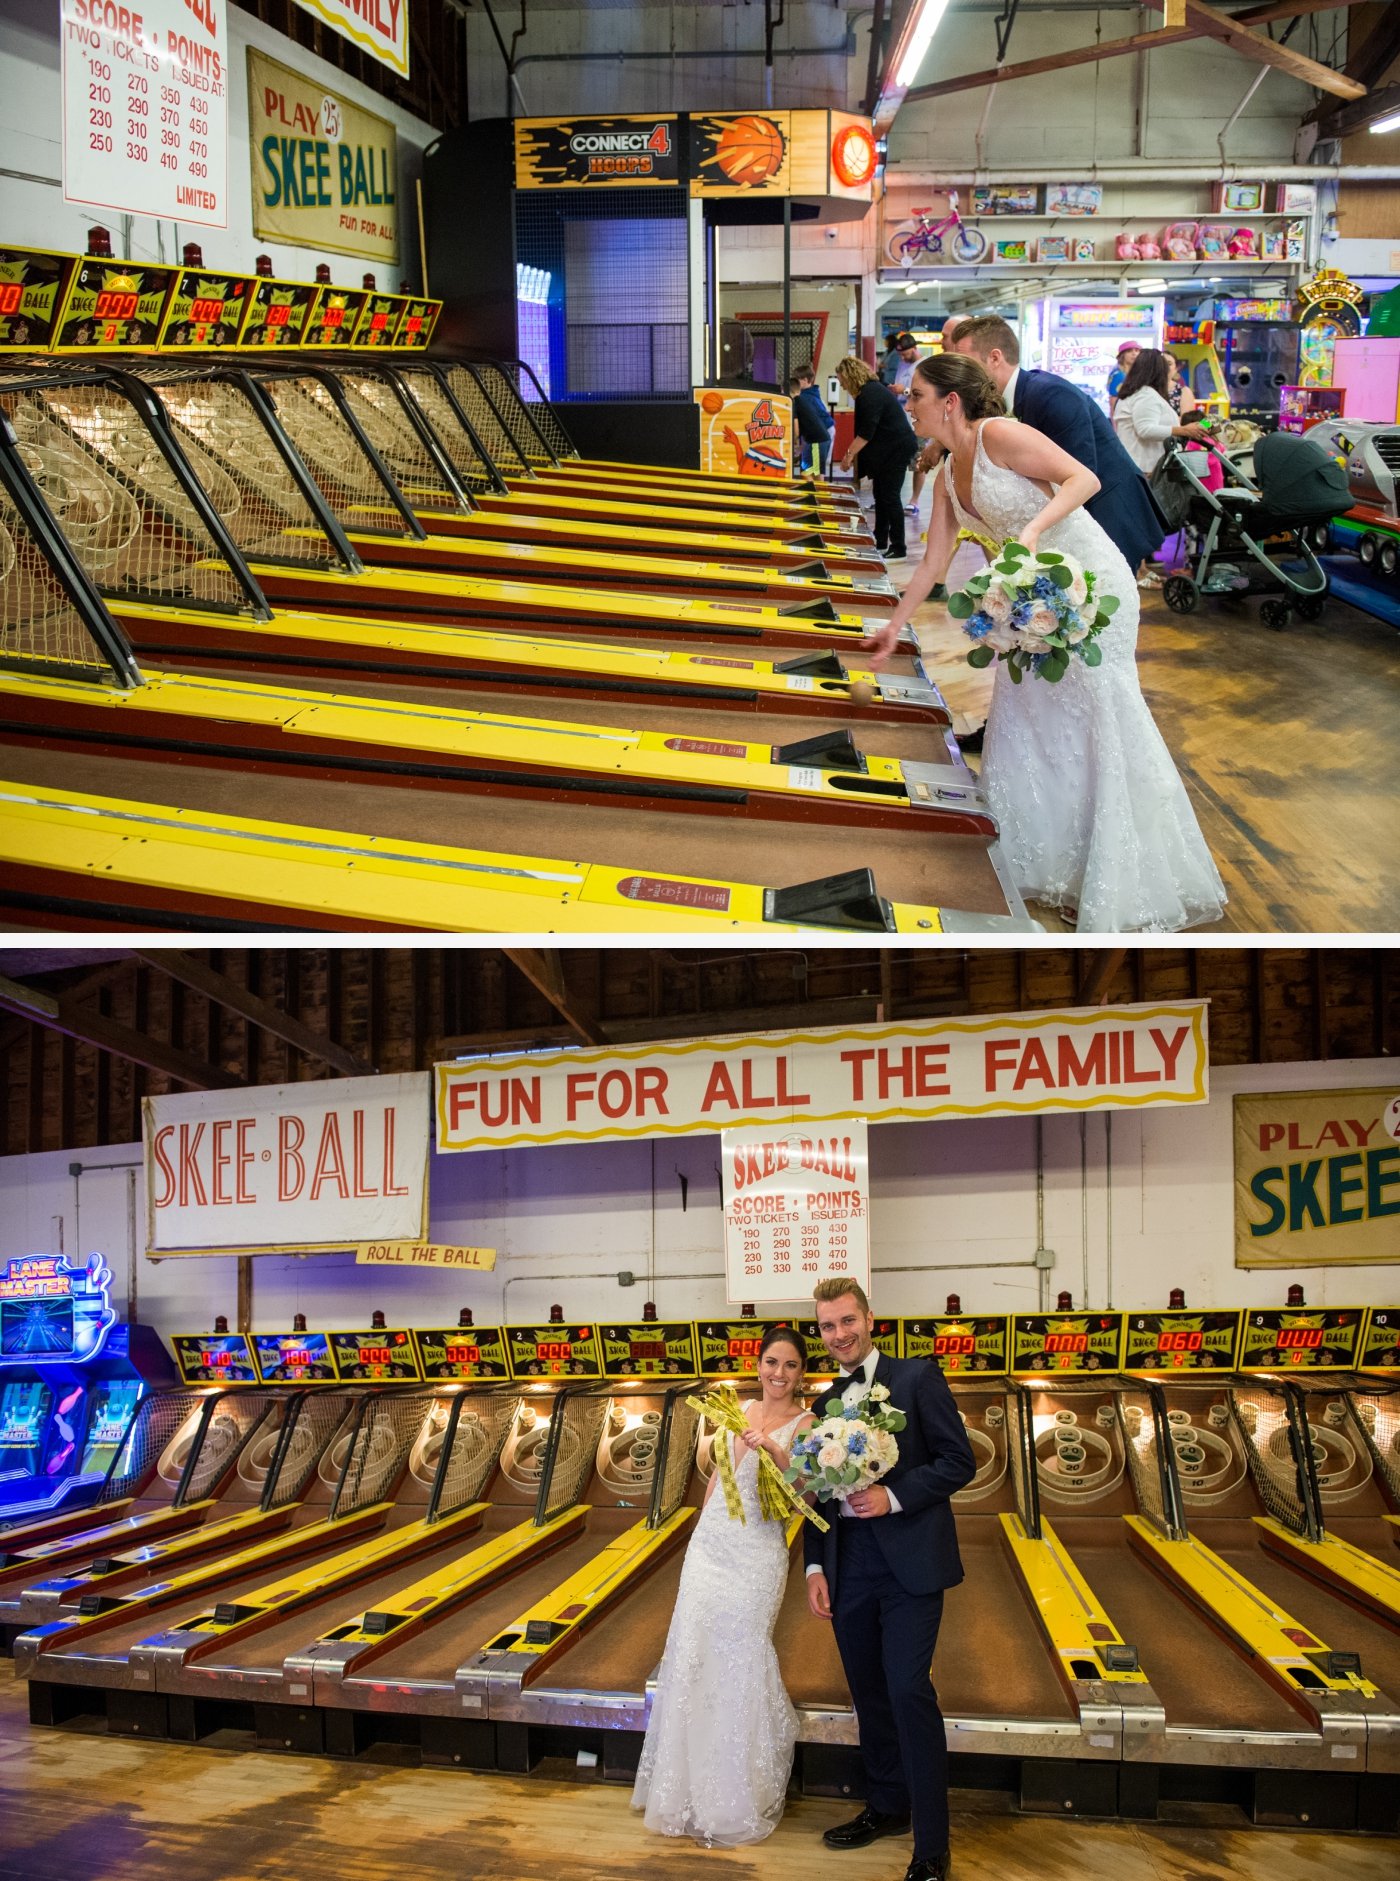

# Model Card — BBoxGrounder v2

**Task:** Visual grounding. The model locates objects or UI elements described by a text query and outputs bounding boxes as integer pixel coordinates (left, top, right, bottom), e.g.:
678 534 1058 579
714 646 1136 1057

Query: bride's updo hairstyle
914 352 1006 421
758 1324 806 1371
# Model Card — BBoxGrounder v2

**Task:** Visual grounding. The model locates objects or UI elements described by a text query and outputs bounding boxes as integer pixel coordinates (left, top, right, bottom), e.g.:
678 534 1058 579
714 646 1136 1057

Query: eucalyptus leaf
1008 660 1023 684
1049 564 1073 589
947 591 975 617
1084 641 1103 667
1099 593 1120 615
966 644 996 668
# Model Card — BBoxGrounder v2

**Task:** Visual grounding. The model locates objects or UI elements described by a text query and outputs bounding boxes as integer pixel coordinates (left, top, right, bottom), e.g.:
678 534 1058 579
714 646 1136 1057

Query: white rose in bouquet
1064 565 1089 607
984 617 1020 654
1022 601 1061 643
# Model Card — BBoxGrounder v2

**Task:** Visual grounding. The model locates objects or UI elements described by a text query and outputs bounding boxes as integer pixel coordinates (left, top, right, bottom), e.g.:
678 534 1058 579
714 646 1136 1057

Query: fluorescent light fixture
896 0 953 88
1369 108 1400 133
904 281 919 294
1132 278 1169 291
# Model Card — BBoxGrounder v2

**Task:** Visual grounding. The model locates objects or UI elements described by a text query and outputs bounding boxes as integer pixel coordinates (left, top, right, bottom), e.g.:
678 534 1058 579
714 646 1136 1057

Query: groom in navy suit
806 1281 975 1881
952 315 1166 571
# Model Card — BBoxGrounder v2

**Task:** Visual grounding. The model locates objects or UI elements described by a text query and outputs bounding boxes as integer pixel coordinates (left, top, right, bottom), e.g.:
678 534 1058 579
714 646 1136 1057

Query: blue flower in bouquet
847 1431 867 1456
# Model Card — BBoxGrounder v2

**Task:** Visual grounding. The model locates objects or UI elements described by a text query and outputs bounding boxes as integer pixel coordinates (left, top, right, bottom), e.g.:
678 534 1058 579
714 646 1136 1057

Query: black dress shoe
905 1854 951 1881
823 1805 912 1848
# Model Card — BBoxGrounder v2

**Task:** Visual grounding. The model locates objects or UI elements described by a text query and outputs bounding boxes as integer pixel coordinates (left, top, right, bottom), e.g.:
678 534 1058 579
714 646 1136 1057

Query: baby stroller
1156 429 1353 629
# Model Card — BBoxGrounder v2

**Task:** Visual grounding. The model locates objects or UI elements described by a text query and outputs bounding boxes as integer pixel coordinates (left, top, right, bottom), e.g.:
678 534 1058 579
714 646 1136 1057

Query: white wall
461 1 861 121
887 8 1344 171
0 0 436 287
2 1056 1395 1346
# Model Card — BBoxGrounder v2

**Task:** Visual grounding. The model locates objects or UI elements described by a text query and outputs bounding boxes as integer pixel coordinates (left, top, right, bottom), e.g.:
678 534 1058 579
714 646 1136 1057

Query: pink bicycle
889 191 989 266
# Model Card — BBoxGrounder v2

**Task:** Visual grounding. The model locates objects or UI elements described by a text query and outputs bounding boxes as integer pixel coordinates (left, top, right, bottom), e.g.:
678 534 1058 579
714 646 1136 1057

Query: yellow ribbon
954 524 999 560
686 1383 830 1533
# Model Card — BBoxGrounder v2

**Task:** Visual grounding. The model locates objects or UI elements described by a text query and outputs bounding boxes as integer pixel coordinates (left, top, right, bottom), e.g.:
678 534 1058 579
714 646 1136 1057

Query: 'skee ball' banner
1233 1085 1400 1267
293 0 409 79
249 50 399 264
436 1004 1209 1152
145 1073 430 1255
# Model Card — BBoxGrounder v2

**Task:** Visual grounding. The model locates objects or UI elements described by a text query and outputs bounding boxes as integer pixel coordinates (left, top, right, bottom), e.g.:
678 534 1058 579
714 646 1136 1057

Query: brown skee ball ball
849 679 875 708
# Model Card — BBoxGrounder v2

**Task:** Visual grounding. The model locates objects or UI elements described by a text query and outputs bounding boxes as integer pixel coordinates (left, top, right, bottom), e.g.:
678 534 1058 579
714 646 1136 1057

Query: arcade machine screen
0 246 80 351
238 279 323 348
0 1380 52 1477
1 1297 74 1356
78 1378 144 1479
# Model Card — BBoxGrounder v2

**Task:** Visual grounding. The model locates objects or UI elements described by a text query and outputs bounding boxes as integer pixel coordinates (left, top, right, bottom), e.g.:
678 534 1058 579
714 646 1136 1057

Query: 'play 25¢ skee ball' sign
144 1072 430 1255
435 1004 1208 1151
721 1122 869 1305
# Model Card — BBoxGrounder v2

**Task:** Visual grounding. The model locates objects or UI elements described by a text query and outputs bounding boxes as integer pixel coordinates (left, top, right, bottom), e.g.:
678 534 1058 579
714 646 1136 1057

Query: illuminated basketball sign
0 1253 116 1366
831 123 877 189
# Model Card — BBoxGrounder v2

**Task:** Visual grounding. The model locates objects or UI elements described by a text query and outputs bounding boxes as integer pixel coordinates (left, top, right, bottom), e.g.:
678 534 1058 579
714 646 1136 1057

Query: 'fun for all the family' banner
436 1003 1209 1152
293 0 409 79
248 50 399 264
145 1072 430 1255
1233 1085 1400 1267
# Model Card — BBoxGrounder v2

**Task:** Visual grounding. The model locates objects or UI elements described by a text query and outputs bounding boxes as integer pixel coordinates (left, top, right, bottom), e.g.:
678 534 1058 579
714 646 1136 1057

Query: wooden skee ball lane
0 383 1030 934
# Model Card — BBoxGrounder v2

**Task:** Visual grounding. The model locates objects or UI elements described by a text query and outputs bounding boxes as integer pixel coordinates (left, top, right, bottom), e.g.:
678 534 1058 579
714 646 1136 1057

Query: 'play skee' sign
436 1003 1209 1152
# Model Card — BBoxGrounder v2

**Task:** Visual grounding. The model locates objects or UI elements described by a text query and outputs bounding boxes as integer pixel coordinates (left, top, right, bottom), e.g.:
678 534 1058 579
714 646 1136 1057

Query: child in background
791 367 834 476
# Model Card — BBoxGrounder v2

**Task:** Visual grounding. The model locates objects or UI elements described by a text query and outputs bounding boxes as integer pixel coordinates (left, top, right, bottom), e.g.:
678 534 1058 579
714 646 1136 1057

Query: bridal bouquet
783 1381 906 1503
686 1383 829 1532
947 540 1119 684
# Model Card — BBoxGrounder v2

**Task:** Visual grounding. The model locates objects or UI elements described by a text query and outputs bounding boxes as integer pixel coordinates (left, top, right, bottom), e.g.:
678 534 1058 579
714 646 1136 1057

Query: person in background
835 356 920 561
951 316 1166 576
1111 348 1211 588
791 367 834 476
889 333 929 520
1107 340 1141 417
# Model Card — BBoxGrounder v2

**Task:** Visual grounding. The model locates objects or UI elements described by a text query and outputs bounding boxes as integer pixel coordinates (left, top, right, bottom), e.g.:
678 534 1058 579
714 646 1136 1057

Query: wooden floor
910 573 1400 935
0 1667 1394 1881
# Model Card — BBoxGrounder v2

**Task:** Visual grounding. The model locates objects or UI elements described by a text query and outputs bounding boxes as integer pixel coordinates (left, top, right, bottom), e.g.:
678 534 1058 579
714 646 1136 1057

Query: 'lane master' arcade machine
0 1252 172 1527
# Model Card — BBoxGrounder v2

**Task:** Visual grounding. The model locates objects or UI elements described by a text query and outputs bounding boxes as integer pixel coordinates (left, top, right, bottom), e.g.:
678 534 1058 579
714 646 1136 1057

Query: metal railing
330 366 473 514
330 1387 439 1519
390 364 506 496
645 1382 701 1529
1005 1382 1042 1541
439 364 530 478
262 1388 359 1511
1119 1381 1186 1541
251 368 424 541
426 1385 520 1521
176 1389 284 1506
498 356 578 461
471 361 558 469
1343 1380 1400 1508
94 1386 205 1506
1227 1382 1321 1542
534 1384 613 1526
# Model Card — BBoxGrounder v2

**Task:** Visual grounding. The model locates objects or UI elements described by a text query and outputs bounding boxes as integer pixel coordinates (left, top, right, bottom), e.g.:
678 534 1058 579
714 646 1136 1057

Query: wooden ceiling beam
1078 950 1128 1007
902 0 1370 105
133 949 375 1078
0 973 239 1091
502 949 609 1047
1313 76 1400 135
1185 0 1367 98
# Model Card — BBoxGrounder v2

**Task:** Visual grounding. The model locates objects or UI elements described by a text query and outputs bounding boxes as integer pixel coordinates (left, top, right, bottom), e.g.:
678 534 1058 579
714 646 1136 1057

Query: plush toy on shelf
1135 233 1161 261
1227 226 1258 259
1163 221 1198 261
1115 231 1141 260
1195 223 1231 261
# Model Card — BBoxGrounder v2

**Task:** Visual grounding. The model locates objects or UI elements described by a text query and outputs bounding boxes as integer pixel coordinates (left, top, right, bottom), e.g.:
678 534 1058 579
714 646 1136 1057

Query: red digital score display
727 1338 763 1359
189 298 224 322
536 1341 573 1361
321 304 345 328
1157 1330 1205 1352
358 1346 392 1365
200 1351 231 1371
1278 1326 1325 1350
404 315 422 333
369 312 389 330
1045 1333 1090 1355
94 291 139 320
933 1334 976 1357
0 284 21 316
446 1343 481 1364
629 1341 668 1360
266 304 291 327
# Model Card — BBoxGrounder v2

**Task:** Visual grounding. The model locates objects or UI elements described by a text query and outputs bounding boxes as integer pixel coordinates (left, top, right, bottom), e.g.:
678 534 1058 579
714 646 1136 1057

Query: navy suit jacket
1012 367 1167 570
802 1351 976 1598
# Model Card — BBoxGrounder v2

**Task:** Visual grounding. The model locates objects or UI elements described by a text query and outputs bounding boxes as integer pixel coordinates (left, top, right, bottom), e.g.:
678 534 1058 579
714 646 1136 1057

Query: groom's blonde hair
813 1277 871 1314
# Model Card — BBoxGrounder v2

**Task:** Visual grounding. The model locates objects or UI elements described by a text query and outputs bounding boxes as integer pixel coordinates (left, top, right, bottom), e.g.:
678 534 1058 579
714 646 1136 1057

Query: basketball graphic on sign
714 115 786 186
701 390 724 414
1385 1093 1400 1142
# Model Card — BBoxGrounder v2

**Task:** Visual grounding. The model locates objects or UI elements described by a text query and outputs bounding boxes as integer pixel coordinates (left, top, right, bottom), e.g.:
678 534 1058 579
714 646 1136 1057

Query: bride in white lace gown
632 1329 814 1846
866 353 1226 933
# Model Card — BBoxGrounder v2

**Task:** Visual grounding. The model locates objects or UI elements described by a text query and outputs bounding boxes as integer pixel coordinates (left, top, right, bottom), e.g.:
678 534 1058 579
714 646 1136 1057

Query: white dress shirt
1002 365 1021 414
806 1349 902 1574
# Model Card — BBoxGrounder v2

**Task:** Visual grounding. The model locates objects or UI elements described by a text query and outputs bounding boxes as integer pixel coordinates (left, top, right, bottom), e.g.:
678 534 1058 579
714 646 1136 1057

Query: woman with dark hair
633 1325 814 1845
862 350 1225 934
1113 347 1209 477
834 355 920 560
